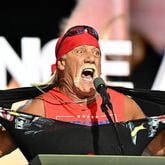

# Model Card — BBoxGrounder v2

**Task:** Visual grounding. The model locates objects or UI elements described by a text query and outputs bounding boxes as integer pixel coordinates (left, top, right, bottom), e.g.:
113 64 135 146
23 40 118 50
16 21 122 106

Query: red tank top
41 87 125 126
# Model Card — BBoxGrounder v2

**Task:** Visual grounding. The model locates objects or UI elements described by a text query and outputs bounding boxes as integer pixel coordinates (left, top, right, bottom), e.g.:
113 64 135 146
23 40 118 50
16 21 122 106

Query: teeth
81 64 96 71
83 68 94 72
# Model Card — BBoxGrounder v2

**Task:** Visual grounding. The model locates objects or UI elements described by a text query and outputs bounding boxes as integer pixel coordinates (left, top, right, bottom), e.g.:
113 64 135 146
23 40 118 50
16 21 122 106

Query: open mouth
81 68 95 81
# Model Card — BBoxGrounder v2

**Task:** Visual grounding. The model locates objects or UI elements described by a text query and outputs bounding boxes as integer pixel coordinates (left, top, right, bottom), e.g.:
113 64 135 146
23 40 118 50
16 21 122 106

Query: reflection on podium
29 154 165 165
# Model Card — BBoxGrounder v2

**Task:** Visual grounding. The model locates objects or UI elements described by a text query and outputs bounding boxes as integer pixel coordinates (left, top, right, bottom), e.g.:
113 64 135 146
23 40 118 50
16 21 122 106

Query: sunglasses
56 25 99 56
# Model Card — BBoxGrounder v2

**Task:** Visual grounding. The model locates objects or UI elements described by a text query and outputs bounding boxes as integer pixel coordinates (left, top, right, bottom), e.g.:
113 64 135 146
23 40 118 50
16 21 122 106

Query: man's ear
57 60 65 71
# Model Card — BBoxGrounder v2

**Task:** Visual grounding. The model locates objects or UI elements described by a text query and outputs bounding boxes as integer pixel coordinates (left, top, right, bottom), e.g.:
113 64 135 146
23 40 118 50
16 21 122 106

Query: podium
29 154 165 165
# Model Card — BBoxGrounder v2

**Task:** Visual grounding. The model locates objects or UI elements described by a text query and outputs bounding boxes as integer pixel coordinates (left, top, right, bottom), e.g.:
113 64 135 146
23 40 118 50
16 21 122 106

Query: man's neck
58 86 98 105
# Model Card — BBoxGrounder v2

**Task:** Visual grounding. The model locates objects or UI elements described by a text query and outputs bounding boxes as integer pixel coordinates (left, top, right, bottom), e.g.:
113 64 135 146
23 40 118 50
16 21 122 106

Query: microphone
93 77 124 154
93 77 113 110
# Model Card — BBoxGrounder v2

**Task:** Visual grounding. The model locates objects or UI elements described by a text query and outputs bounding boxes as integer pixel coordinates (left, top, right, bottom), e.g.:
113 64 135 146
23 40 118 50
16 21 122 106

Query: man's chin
73 77 96 95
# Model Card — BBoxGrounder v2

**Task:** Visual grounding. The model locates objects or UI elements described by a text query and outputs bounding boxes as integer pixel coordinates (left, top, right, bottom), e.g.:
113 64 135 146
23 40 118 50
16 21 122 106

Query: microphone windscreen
93 77 106 90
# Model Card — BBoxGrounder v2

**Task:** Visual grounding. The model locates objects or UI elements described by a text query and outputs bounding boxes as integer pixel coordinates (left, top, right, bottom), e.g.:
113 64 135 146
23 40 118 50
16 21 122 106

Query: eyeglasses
56 25 99 56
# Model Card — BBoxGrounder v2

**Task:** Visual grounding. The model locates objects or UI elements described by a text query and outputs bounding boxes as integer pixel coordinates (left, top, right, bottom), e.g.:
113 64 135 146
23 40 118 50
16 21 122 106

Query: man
0 25 164 158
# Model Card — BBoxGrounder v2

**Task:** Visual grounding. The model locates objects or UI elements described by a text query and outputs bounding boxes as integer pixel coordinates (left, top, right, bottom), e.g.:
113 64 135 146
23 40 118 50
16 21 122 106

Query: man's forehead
72 45 100 50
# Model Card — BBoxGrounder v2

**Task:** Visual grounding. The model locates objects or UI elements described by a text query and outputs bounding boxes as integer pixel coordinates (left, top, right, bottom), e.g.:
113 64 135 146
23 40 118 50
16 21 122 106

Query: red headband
51 32 100 74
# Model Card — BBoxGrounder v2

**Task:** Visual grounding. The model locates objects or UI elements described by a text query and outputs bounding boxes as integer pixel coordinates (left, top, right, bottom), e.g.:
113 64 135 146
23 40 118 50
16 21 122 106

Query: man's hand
147 130 165 156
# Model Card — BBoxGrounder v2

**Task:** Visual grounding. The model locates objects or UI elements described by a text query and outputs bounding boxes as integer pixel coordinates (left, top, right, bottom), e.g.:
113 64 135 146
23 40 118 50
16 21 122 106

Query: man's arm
18 97 45 117
0 128 16 157
147 130 165 156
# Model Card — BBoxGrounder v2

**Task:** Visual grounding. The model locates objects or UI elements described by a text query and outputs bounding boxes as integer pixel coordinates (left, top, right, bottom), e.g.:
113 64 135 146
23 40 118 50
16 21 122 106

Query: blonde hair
31 55 67 87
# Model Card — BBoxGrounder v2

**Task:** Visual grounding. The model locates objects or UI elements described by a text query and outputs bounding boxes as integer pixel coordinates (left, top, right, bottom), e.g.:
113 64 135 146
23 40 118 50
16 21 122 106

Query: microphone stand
100 96 124 155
